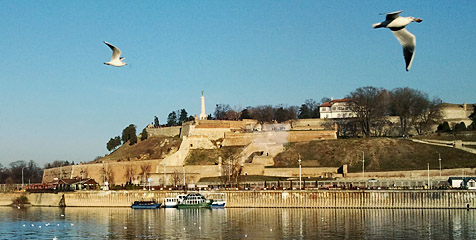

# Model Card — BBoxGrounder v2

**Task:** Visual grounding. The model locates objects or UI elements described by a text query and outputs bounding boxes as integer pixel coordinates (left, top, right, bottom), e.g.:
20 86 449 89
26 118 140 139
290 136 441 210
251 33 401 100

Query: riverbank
1 190 476 209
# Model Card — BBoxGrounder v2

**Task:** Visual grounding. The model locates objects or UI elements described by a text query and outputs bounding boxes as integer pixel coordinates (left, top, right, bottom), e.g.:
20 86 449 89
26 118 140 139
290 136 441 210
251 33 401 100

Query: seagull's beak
415 18 422 23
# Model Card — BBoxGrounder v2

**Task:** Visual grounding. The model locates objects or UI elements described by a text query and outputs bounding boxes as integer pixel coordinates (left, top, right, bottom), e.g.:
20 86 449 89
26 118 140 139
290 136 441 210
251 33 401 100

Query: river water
0 207 475 239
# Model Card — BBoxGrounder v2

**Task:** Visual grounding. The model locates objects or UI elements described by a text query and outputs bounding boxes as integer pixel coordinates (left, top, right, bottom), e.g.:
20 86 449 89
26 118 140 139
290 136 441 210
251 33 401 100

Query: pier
1 190 475 209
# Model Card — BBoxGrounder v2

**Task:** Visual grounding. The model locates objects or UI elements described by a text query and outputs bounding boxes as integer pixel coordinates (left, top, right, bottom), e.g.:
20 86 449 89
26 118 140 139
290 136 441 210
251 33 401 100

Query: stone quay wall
1 190 475 209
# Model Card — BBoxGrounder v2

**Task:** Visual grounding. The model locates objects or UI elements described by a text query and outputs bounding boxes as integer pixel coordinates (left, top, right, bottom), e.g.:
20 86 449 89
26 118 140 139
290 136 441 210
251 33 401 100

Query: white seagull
373 10 422 71
103 41 127 67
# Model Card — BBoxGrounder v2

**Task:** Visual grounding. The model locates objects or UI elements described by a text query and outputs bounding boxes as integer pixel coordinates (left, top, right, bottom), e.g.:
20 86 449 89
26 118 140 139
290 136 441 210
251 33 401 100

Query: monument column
199 90 207 120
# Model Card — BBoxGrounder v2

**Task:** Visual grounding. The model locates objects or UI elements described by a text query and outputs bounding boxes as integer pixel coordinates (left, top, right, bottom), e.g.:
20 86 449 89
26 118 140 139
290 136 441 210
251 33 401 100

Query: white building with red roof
319 98 355 119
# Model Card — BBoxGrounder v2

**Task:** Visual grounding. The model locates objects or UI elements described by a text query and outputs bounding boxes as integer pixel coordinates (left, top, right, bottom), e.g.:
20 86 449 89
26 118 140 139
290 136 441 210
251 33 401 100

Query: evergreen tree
167 111 177 126
122 124 137 145
153 116 160 127
240 108 251 119
178 109 188 125
140 128 148 141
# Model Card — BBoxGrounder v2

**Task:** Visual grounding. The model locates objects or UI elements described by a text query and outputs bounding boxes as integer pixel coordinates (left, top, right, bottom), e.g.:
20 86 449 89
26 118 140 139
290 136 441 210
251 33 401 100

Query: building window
332 107 336 110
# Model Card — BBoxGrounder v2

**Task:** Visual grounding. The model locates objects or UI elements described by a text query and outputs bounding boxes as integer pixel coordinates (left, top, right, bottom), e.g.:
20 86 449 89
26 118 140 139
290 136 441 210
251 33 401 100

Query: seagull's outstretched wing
385 10 403 21
104 41 122 61
391 28 416 71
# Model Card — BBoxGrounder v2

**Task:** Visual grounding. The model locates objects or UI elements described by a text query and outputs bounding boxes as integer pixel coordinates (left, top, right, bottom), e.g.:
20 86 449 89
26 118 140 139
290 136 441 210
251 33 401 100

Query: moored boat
131 200 161 209
209 193 227 208
177 193 212 209
163 194 187 208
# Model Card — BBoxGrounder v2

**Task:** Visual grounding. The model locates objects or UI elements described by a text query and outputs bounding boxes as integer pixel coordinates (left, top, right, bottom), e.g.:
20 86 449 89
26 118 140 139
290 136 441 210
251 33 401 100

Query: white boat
163 194 187 208
209 193 226 208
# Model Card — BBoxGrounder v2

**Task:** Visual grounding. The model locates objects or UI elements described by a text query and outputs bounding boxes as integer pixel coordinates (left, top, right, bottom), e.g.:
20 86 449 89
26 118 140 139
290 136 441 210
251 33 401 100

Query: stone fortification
44 118 338 186
291 118 327 130
43 159 162 186
440 103 474 119
222 130 336 146
146 126 181 137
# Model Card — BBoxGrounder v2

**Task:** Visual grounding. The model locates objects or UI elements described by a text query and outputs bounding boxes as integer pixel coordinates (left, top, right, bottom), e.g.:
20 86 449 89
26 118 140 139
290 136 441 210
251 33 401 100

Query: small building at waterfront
448 177 476 189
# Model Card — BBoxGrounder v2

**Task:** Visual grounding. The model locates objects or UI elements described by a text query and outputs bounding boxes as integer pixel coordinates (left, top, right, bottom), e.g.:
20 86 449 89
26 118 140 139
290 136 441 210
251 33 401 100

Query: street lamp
427 163 430 189
163 164 166 188
438 152 442 177
362 151 365 179
183 165 186 190
298 155 302 190
22 167 25 190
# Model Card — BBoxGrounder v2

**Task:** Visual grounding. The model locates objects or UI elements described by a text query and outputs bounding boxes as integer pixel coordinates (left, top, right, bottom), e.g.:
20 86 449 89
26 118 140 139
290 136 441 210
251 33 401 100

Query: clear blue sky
1 1 475 167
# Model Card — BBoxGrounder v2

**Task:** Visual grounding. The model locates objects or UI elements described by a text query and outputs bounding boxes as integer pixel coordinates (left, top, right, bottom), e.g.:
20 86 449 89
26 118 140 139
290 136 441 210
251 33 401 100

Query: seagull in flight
103 41 127 67
373 10 422 71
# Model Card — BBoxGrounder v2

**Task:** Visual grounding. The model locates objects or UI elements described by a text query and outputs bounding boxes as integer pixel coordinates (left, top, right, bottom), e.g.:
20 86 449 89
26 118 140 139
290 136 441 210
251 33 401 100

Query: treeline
105 86 476 152
0 160 43 184
212 86 475 137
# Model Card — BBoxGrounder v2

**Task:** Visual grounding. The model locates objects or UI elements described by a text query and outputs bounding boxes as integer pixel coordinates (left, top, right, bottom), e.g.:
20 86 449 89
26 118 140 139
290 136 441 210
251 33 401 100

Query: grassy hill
274 137 476 172
185 147 245 165
95 133 476 173
96 136 181 163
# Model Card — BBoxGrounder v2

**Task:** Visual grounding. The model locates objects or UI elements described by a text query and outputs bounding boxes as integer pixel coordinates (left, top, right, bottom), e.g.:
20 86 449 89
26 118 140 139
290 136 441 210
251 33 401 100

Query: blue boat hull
131 202 162 209
211 203 226 208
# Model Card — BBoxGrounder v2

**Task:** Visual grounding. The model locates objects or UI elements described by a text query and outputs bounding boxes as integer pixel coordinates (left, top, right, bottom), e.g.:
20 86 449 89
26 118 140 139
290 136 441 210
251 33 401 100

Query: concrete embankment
1 190 475 209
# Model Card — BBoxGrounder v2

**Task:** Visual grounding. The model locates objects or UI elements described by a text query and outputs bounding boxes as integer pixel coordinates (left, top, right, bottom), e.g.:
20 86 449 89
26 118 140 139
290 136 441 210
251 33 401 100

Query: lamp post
22 167 25 190
427 163 430 189
183 165 186 190
298 155 302 190
163 164 166 188
438 152 442 177
362 151 365 179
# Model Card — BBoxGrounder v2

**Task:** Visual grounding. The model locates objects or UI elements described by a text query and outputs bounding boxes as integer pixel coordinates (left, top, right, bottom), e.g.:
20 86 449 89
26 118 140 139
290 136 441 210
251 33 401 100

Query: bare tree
125 164 135 183
214 104 232 120
139 163 151 185
334 118 360 137
390 87 430 136
221 157 242 188
414 97 443 135
172 170 181 187
347 86 389 137
106 168 114 184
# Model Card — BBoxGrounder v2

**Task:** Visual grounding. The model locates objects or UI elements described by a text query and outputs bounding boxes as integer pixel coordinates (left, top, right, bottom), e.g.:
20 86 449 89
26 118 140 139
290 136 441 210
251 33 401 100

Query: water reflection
1 207 475 239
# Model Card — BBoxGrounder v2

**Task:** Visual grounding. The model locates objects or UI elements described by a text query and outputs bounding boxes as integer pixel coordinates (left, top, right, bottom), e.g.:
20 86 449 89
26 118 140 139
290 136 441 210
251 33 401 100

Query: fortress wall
185 136 216 149
196 120 249 129
263 167 338 178
180 123 192 138
442 108 472 119
188 128 231 140
222 130 337 146
291 119 327 130
262 123 291 131
288 130 337 142
146 126 181 137
42 160 163 186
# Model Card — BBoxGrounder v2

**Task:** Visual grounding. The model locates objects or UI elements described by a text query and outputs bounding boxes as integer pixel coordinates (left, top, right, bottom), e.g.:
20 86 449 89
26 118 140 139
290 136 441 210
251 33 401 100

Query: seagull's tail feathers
372 22 382 28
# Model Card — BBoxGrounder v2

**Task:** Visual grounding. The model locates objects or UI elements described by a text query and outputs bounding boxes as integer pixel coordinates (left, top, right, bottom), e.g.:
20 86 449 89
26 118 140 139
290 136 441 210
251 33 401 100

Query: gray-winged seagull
373 10 422 71
103 41 127 67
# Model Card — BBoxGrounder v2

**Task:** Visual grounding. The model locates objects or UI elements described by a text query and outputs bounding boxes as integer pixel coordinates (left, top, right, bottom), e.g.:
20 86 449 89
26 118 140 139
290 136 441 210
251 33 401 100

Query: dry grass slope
274 138 476 172
97 136 182 162
185 147 245 165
